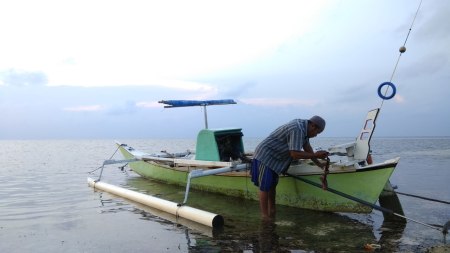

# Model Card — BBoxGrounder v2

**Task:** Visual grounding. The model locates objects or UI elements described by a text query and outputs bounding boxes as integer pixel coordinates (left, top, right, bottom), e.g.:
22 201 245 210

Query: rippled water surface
0 138 449 252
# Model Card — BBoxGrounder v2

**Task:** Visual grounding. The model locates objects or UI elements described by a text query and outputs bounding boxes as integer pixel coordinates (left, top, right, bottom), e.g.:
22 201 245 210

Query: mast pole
203 105 208 129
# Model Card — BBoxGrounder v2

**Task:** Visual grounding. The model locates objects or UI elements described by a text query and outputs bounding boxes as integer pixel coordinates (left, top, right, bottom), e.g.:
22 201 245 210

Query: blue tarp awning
159 99 237 108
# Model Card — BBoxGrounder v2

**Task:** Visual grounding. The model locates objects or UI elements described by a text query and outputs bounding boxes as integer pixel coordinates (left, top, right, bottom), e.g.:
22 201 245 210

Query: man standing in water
251 116 328 220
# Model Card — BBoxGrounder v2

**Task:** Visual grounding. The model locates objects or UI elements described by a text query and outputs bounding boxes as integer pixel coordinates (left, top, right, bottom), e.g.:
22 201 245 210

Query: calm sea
0 137 449 252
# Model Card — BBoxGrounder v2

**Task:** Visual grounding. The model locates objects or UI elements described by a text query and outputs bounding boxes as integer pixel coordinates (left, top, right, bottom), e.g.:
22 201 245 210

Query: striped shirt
253 119 309 174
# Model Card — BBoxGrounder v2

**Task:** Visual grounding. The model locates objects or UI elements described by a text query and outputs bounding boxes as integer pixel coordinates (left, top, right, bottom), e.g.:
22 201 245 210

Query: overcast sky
1 0 449 139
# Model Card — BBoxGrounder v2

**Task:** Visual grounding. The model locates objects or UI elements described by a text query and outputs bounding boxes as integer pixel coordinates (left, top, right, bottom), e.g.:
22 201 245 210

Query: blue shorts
251 159 279 192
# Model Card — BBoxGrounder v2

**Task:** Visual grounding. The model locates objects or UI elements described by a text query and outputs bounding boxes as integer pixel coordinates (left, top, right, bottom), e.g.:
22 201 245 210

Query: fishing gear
320 156 330 190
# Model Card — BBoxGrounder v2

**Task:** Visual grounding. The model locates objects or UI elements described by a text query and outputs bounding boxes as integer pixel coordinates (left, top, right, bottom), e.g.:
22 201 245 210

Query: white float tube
87 178 224 228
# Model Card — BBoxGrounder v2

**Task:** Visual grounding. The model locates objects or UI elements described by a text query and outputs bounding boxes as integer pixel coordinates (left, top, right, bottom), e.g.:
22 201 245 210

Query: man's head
308 115 326 137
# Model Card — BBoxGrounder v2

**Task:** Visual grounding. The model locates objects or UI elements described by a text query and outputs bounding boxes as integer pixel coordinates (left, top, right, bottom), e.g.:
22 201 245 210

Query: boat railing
142 155 234 168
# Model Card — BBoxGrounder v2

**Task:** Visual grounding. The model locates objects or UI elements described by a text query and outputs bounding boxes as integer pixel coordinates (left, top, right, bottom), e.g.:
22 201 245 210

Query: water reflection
115 176 408 252
254 220 280 252
377 219 407 252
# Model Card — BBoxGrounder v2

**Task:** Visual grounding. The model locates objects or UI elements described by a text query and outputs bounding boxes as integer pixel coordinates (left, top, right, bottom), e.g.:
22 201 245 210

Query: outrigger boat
105 99 400 214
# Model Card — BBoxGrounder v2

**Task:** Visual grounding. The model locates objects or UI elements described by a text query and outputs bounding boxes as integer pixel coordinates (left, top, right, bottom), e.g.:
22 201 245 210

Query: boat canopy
159 99 236 108
159 99 237 129
195 128 244 162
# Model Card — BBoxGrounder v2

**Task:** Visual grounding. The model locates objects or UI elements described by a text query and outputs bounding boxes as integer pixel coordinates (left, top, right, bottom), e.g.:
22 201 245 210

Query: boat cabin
195 128 245 162
157 99 245 162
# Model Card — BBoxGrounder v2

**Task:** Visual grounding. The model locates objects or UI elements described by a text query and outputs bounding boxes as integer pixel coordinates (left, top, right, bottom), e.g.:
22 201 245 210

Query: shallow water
0 138 449 252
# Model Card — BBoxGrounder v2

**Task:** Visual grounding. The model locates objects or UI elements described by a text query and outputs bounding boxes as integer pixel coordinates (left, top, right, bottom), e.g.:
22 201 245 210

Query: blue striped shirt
253 119 309 174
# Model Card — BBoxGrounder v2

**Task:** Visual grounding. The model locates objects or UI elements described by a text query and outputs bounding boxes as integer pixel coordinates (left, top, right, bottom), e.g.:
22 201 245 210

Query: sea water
0 137 449 252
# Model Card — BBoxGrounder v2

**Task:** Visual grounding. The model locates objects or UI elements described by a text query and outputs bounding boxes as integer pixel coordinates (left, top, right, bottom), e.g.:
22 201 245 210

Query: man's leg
268 186 276 218
259 190 270 220
259 186 276 220
252 159 278 219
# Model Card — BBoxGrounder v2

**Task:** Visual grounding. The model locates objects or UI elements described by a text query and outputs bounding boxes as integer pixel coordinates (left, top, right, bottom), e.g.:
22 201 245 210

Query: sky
1 0 449 139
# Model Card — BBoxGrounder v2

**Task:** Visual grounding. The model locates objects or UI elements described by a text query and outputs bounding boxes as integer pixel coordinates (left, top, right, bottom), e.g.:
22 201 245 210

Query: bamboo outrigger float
87 177 224 227
100 99 400 213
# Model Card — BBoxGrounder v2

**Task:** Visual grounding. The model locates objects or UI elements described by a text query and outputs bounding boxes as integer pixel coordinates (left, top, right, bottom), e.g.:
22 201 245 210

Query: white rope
394 213 443 232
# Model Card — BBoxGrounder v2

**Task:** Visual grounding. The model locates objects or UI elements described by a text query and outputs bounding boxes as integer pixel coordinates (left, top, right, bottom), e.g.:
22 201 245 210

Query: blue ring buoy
377 82 396 100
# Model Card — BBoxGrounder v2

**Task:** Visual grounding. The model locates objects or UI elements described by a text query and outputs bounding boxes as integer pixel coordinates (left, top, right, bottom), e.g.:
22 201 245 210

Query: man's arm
289 142 328 168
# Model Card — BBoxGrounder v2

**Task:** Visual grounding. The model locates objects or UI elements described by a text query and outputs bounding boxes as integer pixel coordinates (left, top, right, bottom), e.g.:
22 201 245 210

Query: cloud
63 105 104 112
155 80 218 93
415 1 450 42
136 101 161 108
222 81 257 98
0 69 48 86
240 98 319 107
107 101 139 115
1 0 329 88
404 53 448 79
394 94 405 104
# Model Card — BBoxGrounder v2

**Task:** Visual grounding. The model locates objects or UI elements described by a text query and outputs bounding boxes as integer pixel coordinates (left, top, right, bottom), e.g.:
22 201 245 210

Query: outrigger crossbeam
180 163 249 206
103 158 140 165
96 158 140 182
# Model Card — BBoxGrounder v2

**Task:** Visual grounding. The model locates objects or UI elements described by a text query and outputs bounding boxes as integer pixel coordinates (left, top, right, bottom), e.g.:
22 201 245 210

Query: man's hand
314 161 327 169
311 151 329 169
314 150 329 159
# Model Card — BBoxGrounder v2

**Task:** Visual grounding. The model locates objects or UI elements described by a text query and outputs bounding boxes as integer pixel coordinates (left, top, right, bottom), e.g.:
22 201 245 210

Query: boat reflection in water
113 176 406 252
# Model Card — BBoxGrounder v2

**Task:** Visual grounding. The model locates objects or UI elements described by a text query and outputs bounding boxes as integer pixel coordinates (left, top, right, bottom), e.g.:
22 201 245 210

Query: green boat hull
119 145 397 213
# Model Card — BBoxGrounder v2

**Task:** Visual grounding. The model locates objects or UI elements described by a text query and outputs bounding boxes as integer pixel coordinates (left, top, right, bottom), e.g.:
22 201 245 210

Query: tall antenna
379 0 423 109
